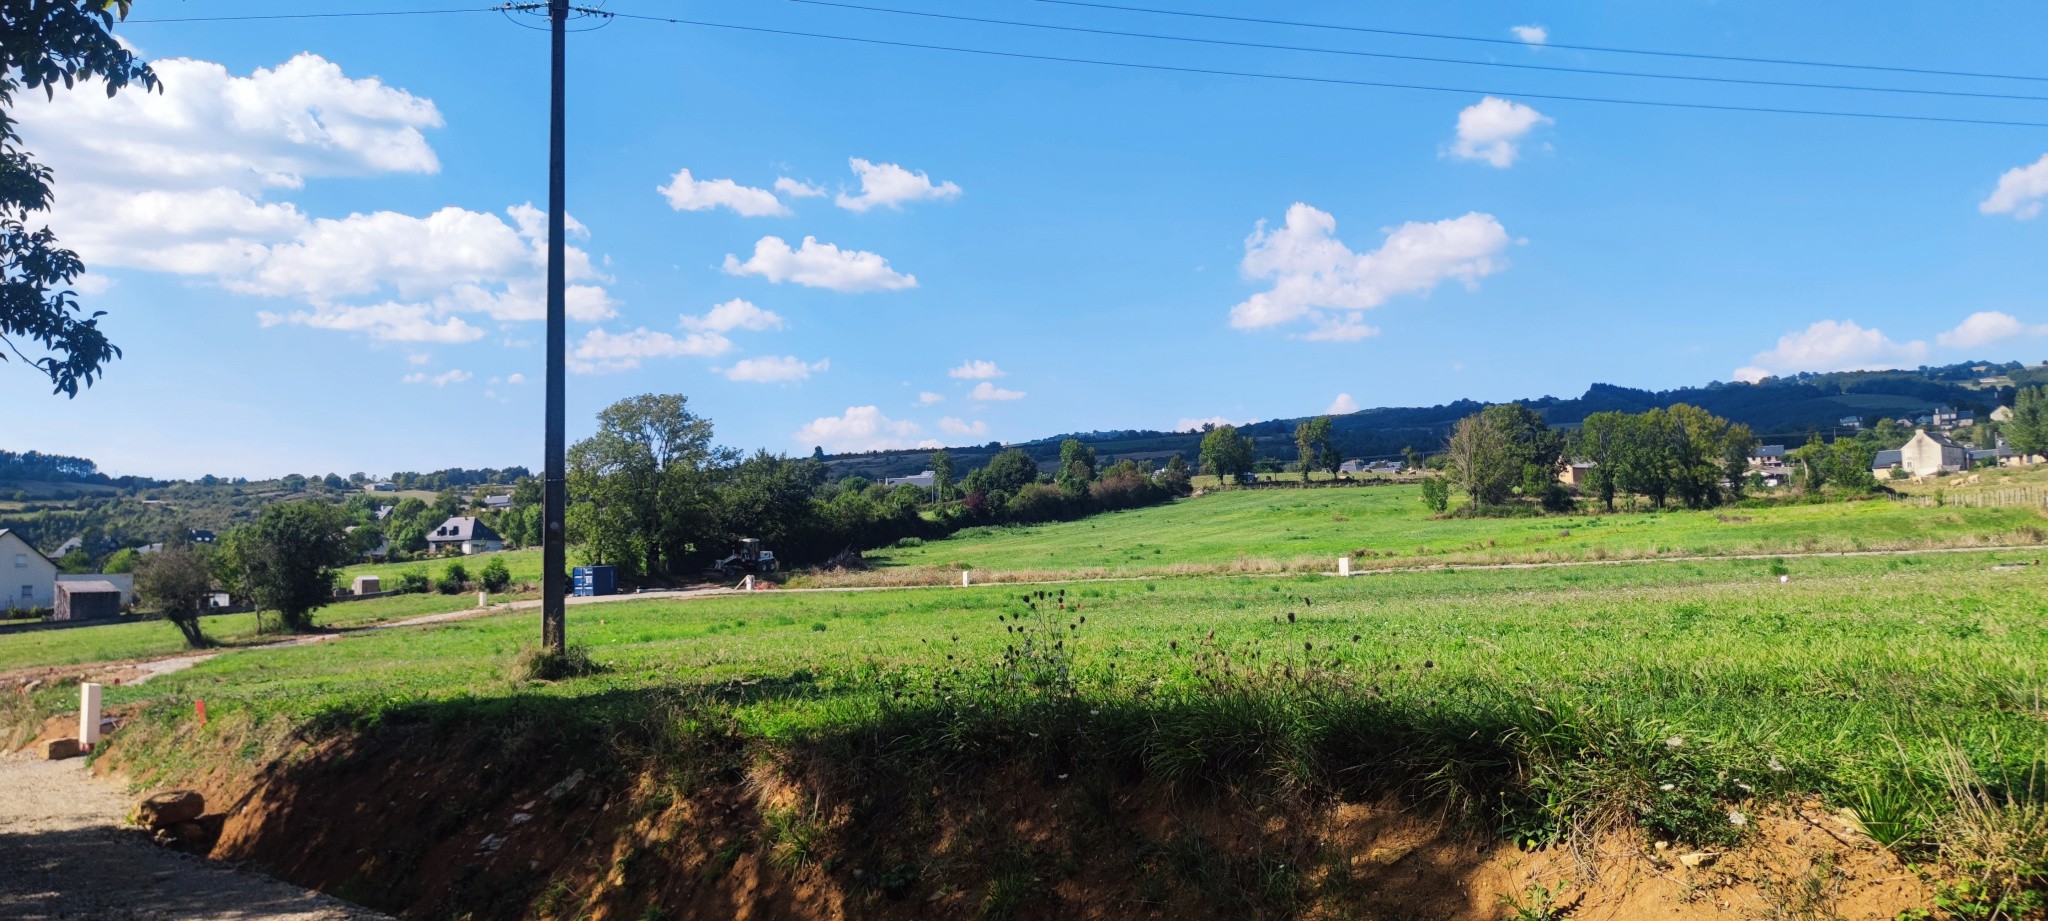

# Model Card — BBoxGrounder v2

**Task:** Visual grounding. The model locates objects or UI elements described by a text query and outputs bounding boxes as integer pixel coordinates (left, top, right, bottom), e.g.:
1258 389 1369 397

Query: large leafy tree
1572 411 1630 511
1055 438 1097 497
1293 416 1337 485
2011 386 2048 463
566 394 731 580
223 501 351 632
2 0 154 395
1199 424 1255 485
1443 412 1515 506
929 449 953 501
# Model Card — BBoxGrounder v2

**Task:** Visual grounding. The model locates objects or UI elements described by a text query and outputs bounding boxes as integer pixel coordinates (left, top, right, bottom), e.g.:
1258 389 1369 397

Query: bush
396 567 430 594
435 562 470 595
1420 476 1451 514
478 557 511 593
510 644 604 682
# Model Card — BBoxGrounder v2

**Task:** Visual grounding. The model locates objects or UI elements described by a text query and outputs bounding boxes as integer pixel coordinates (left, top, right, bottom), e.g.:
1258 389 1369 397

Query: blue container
571 565 616 597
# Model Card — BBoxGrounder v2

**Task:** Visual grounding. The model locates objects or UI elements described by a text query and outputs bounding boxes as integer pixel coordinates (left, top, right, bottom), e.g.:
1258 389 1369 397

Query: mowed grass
335 546 545 589
62 549 2048 850
0 588 526 674
868 484 2048 577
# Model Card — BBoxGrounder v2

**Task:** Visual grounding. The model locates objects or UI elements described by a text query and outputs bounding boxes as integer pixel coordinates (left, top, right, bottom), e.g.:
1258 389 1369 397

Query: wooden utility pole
541 0 569 654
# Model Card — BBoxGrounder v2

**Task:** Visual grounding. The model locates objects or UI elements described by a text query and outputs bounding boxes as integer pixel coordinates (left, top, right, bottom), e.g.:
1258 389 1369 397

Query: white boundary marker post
740 575 754 591
1338 557 1352 577
962 570 972 587
478 591 488 608
80 682 102 750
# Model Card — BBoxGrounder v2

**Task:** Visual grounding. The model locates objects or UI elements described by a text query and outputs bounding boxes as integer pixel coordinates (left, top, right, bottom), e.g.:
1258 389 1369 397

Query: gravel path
0 754 391 920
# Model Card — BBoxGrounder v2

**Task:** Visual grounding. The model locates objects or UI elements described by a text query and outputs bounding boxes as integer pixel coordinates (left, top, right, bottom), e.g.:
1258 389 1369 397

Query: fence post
79 682 102 750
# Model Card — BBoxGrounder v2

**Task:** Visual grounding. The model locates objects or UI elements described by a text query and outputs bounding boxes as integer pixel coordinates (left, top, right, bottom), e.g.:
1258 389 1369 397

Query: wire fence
1899 486 2048 509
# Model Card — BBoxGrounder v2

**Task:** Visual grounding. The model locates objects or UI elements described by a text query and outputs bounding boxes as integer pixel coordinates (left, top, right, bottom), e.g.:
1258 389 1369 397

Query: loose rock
42 738 81 760
135 790 205 829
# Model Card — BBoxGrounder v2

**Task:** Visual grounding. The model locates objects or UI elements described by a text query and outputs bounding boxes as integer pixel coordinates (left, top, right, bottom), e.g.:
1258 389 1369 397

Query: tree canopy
1 0 155 395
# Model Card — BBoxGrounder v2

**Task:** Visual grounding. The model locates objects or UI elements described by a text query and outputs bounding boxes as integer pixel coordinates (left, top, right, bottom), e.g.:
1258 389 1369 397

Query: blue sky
9 1 2048 479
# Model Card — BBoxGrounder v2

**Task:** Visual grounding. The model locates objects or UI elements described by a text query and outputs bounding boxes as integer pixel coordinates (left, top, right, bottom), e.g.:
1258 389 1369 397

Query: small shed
53 581 122 622
352 575 382 596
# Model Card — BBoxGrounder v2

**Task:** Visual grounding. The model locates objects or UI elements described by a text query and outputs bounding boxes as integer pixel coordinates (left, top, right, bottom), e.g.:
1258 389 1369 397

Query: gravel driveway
0 754 390 920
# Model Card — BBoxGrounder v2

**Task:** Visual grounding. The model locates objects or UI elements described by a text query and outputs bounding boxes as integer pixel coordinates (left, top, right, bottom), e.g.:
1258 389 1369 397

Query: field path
0 754 392 920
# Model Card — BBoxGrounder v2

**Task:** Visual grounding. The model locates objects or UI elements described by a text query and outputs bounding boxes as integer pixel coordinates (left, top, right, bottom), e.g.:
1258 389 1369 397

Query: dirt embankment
77 719 1931 921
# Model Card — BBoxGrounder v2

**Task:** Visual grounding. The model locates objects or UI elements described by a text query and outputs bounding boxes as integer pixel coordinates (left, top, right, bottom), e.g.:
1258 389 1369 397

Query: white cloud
918 391 946 405
402 369 472 387
407 353 431 365
1230 204 1511 337
570 327 731 374
1511 25 1548 45
1937 311 2048 349
506 373 526 384
1447 97 1552 168
1327 393 1360 414
17 53 618 346
775 177 826 198
835 158 962 212
1732 319 1928 382
795 405 929 452
681 298 784 333
970 382 1025 401
1980 153 2048 220
724 355 829 383
948 359 1004 379
1177 416 1243 432
938 417 988 436
657 168 789 217
721 235 917 291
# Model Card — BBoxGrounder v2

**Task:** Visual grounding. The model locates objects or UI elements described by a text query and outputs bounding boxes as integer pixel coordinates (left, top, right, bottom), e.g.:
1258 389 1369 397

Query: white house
1 529 57 613
883 471 936 489
1900 429 1968 476
425 517 504 555
1992 405 2015 424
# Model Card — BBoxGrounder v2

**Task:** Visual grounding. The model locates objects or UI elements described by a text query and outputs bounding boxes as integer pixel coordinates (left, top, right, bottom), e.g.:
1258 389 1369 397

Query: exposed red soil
75 723 1934 921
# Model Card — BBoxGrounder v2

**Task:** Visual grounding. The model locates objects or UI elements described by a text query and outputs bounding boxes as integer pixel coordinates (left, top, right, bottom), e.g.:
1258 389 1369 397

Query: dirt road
0 754 391 920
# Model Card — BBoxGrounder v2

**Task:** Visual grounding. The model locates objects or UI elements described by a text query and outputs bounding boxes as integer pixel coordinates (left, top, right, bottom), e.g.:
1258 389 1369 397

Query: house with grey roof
1900 429 1968 476
2 529 57 613
425 517 504 555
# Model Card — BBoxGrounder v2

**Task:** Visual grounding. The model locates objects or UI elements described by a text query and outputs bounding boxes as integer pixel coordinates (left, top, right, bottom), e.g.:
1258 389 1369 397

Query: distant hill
820 360 2048 481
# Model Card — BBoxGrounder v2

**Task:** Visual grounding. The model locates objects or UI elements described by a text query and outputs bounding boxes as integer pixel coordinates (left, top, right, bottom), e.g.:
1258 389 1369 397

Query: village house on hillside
1749 444 1788 471
884 470 936 488
1899 429 1968 476
2 529 57 614
426 517 503 555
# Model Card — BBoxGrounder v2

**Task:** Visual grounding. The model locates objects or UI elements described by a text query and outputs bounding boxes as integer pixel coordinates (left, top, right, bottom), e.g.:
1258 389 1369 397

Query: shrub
510 644 604 682
478 557 511 593
1420 476 1450 514
435 562 470 595
396 567 430 594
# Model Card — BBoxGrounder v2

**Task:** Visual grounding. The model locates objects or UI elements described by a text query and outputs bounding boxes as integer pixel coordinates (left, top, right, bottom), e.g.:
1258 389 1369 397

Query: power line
792 0 2048 104
123 7 498 24
1034 0 2048 85
600 9 2048 128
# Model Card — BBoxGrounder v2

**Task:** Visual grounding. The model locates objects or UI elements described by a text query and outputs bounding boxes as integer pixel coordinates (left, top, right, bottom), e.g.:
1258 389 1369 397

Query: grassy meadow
861 482 2048 581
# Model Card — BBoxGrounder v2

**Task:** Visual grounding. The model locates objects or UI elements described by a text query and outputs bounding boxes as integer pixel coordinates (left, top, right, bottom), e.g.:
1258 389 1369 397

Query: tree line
1434 403 1764 514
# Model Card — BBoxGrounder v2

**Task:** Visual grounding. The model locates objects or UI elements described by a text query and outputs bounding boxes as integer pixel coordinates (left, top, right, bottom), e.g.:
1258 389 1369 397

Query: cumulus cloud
506 373 526 384
1980 153 2048 220
681 298 784 333
1327 393 1360 414
918 391 945 405
1510 25 1548 45
1937 311 2048 349
775 177 826 198
721 235 916 291
938 417 988 436
1230 204 1510 338
1447 97 1552 168
1177 416 1244 432
835 158 962 212
948 359 1005 379
17 52 617 345
1733 319 1928 382
402 369 472 387
570 327 731 374
724 355 829 383
658 168 788 217
970 382 1026 401
795 406 933 452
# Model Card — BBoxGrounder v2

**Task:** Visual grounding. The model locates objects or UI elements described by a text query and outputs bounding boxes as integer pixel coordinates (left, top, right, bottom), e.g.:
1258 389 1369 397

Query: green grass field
335 546 544 590
865 483 2048 580
50 551 2046 834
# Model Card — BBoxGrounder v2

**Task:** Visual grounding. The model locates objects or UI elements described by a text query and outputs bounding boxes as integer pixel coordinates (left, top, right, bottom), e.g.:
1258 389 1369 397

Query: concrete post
962 571 971 587
80 682 102 749
478 591 488 608
740 575 754 591
1338 557 1351 577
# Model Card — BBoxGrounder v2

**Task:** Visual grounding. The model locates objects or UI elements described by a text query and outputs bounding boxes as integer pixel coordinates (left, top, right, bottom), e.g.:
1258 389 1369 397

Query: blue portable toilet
572 565 616 597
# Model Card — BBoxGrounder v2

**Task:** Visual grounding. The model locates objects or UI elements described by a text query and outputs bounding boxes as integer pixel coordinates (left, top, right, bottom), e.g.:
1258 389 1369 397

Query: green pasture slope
873 484 2048 575
35 549 2047 859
